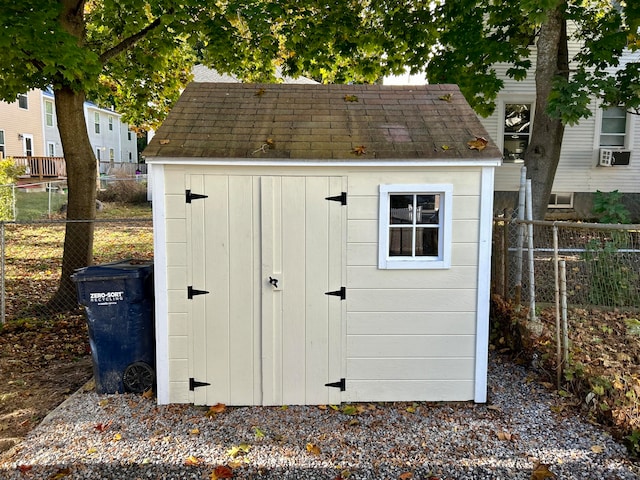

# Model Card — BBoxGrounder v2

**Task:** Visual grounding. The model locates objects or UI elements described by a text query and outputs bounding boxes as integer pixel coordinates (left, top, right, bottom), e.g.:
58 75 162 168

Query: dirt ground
0 314 93 455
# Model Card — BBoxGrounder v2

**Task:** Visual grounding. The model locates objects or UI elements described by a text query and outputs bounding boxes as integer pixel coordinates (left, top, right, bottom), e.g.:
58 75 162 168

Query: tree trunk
47 86 97 311
524 5 569 220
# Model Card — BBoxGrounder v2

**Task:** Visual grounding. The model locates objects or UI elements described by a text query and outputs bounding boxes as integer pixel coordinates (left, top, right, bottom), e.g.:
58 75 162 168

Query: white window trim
17 94 28 110
47 141 56 157
94 112 101 134
0 129 5 158
44 100 55 127
22 134 34 156
378 184 453 270
595 104 635 150
499 99 535 164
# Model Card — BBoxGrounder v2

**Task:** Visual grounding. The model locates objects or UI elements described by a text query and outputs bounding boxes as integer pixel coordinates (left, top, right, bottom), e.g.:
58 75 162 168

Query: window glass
600 106 627 147
17 94 28 109
47 142 55 156
108 116 114 131
379 185 452 269
503 103 531 163
0 130 4 158
45 100 54 127
94 112 100 134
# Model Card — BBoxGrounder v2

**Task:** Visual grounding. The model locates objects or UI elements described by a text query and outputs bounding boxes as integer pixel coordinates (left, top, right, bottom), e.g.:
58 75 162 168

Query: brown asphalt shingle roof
143 83 502 161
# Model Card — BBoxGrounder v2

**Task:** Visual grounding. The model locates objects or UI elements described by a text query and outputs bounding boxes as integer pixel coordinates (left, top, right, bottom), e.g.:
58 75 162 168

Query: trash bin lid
72 259 153 282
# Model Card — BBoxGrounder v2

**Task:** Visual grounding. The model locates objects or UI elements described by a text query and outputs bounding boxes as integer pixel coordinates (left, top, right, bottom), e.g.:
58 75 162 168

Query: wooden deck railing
13 156 67 179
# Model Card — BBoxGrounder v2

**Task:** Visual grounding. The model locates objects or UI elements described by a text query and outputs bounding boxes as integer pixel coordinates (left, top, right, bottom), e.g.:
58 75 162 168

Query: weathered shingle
144 83 501 161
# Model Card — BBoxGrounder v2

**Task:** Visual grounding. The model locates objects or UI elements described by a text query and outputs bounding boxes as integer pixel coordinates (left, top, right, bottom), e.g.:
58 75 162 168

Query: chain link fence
1 218 153 324
493 210 640 312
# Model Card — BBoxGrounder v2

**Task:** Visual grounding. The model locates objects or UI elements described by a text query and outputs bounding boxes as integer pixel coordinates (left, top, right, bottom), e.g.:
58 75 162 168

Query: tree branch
99 15 165 64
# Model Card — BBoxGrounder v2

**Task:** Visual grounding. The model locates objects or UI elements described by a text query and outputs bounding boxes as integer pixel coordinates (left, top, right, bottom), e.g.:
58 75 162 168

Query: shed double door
188 175 344 406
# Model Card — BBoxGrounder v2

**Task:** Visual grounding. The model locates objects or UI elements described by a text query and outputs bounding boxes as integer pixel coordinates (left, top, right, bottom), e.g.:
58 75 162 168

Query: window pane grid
388 193 440 258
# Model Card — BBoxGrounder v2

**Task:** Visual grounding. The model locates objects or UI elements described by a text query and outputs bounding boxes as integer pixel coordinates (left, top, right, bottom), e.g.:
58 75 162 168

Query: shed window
378 184 452 269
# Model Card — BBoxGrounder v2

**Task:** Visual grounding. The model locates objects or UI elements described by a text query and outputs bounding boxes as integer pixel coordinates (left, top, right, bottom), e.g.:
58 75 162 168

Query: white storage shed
143 83 502 406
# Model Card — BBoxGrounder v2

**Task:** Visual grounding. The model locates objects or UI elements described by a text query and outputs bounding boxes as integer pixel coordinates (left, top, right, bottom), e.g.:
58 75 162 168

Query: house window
127 131 132 141
109 148 115 165
17 94 28 109
23 135 33 156
96 148 101 161
378 184 453 269
108 116 114 131
44 100 54 127
503 103 531 163
600 106 627 147
94 112 101 134
548 193 573 208
47 142 56 157
0 130 4 158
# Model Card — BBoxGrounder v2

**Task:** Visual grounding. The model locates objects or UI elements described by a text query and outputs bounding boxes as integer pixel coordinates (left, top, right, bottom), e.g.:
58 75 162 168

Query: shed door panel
189 175 343 406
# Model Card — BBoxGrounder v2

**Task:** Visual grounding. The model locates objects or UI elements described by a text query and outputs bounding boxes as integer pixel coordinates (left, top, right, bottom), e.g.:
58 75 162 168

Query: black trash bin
72 259 155 394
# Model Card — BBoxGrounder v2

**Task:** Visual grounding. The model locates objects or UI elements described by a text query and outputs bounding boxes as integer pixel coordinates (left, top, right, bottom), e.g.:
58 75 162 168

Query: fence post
502 209 510 299
515 168 527 306
553 224 561 388
525 179 537 326
560 259 569 366
1 221 5 325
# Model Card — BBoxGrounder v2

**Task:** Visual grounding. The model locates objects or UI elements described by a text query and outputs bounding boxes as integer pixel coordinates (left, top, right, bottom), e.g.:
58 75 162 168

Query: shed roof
144 83 502 163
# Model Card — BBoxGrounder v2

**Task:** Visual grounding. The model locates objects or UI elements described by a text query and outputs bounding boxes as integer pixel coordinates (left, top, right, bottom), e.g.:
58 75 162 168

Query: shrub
97 179 148 204
0 158 26 221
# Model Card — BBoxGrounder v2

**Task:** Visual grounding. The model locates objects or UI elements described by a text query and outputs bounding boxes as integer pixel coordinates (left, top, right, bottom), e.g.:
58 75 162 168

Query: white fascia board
144 156 503 168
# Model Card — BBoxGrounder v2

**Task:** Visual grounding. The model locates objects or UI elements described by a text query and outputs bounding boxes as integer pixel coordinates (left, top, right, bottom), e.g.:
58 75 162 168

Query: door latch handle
268 276 279 288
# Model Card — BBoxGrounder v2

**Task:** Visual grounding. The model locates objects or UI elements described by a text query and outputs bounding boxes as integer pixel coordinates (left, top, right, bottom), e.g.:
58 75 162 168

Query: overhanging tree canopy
0 0 437 309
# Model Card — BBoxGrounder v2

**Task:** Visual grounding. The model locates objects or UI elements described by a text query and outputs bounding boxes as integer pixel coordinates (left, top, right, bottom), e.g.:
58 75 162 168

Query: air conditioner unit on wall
599 148 631 167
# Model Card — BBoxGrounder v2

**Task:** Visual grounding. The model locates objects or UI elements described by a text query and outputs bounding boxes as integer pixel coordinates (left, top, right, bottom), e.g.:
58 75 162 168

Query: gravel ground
1 354 638 480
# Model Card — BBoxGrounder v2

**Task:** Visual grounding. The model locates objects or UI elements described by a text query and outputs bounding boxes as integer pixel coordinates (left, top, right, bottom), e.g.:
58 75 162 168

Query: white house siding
151 163 487 404
483 33 640 195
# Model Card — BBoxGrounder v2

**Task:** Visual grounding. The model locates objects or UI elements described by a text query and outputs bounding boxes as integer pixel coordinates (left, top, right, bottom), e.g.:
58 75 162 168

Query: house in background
480 48 640 219
384 47 640 220
42 88 139 177
0 89 45 159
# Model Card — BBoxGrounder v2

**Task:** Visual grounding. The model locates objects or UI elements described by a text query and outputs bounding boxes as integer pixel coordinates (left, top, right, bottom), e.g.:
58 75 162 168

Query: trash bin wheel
123 362 154 393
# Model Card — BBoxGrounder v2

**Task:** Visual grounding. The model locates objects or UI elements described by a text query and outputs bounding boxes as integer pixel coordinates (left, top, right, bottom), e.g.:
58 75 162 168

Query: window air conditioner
599 148 631 166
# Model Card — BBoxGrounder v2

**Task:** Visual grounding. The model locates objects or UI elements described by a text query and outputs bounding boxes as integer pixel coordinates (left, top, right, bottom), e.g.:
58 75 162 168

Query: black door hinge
186 190 208 203
188 286 210 299
325 378 346 391
325 192 347 205
325 287 346 300
189 378 211 391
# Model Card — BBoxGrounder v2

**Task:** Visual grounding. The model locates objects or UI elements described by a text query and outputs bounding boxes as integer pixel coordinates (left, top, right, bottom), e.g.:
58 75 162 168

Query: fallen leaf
51 468 72 479
399 472 413 479
227 444 251 458
98 399 109 407
530 461 556 479
185 455 201 466
159 139 170 145
190 428 200 435
590 445 605 453
318 405 328 410
93 421 111 432
497 431 514 441
112 433 122 441
280 405 288 411
17 465 32 473
266 138 275 149
352 145 367 156
86 447 98 454
439 93 453 102
487 405 502 412
467 136 488 151
348 418 360 426
142 389 154 399
210 465 234 479
255 88 266 97
341 404 358 416
253 426 265 439
329 405 340 411
306 442 322 455
344 94 359 102
206 403 226 416
441 145 450 151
